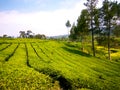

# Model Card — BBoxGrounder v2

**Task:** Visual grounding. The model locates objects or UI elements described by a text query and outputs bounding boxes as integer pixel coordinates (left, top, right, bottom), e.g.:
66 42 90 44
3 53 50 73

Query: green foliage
66 20 71 37
96 36 109 46
84 0 98 56
101 0 119 60
69 0 120 60
69 23 78 41
77 9 90 35
69 9 90 41
0 42 60 90
113 25 120 37
77 9 90 38
34 34 46 39
19 31 26 38
0 43 18 62
66 20 71 28
96 36 120 48
0 39 120 90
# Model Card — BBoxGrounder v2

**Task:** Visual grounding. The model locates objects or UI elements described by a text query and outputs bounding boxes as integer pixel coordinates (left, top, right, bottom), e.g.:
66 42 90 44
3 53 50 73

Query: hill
49 35 68 39
0 38 120 90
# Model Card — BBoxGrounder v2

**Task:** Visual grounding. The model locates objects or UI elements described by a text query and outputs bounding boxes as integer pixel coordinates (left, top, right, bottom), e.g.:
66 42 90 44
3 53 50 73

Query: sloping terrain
0 39 120 90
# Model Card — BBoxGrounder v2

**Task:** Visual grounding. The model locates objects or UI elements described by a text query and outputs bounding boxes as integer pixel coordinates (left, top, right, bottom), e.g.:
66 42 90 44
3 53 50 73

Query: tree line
68 0 120 60
19 30 46 39
0 30 46 39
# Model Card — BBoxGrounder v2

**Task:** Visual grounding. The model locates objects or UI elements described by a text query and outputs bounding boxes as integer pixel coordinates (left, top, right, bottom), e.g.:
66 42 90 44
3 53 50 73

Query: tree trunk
81 36 84 52
91 18 95 57
92 28 95 56
90 2 95 57
108 20 111 60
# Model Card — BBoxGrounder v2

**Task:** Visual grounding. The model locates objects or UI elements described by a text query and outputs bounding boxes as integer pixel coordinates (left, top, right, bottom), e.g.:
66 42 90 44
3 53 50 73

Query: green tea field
0 39 120 90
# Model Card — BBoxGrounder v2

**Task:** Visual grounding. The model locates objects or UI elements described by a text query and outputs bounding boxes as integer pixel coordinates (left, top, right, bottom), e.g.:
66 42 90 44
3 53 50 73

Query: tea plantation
0 39 120 90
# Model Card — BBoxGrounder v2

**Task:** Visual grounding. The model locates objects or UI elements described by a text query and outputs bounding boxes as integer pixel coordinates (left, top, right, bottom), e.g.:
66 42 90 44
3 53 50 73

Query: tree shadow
62 47 92 57
38 68 72 90
64 43 76 48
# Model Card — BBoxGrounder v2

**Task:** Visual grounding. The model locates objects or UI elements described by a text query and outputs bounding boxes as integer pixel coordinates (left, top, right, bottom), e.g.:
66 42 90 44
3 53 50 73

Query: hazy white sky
0 0 113 37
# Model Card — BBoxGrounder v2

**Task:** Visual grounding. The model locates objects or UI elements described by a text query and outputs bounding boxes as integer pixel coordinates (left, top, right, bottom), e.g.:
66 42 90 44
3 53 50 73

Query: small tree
35 34 46 39
19 31 26 38
3 34 7 38
27 30 32 38
65 20 71 37
69 23 78 41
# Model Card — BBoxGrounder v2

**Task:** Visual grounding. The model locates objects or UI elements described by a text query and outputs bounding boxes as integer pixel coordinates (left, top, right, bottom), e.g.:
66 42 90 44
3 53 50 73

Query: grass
0 38 120 90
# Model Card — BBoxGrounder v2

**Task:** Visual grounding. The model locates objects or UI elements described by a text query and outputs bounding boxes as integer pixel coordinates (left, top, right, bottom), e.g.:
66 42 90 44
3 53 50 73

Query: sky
0 0 116 37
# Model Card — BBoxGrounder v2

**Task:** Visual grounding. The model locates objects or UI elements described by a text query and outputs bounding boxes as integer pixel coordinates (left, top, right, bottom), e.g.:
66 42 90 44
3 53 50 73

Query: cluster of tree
19 30 33 38
69 0 120 60
19 30 46 39
0 34 13 38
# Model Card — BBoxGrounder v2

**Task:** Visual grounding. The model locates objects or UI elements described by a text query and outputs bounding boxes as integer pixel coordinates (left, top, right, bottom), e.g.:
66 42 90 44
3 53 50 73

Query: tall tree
102 0 118 60
65 20 71 37
77 9 90 51
69 23 78 41
84 0 98 56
